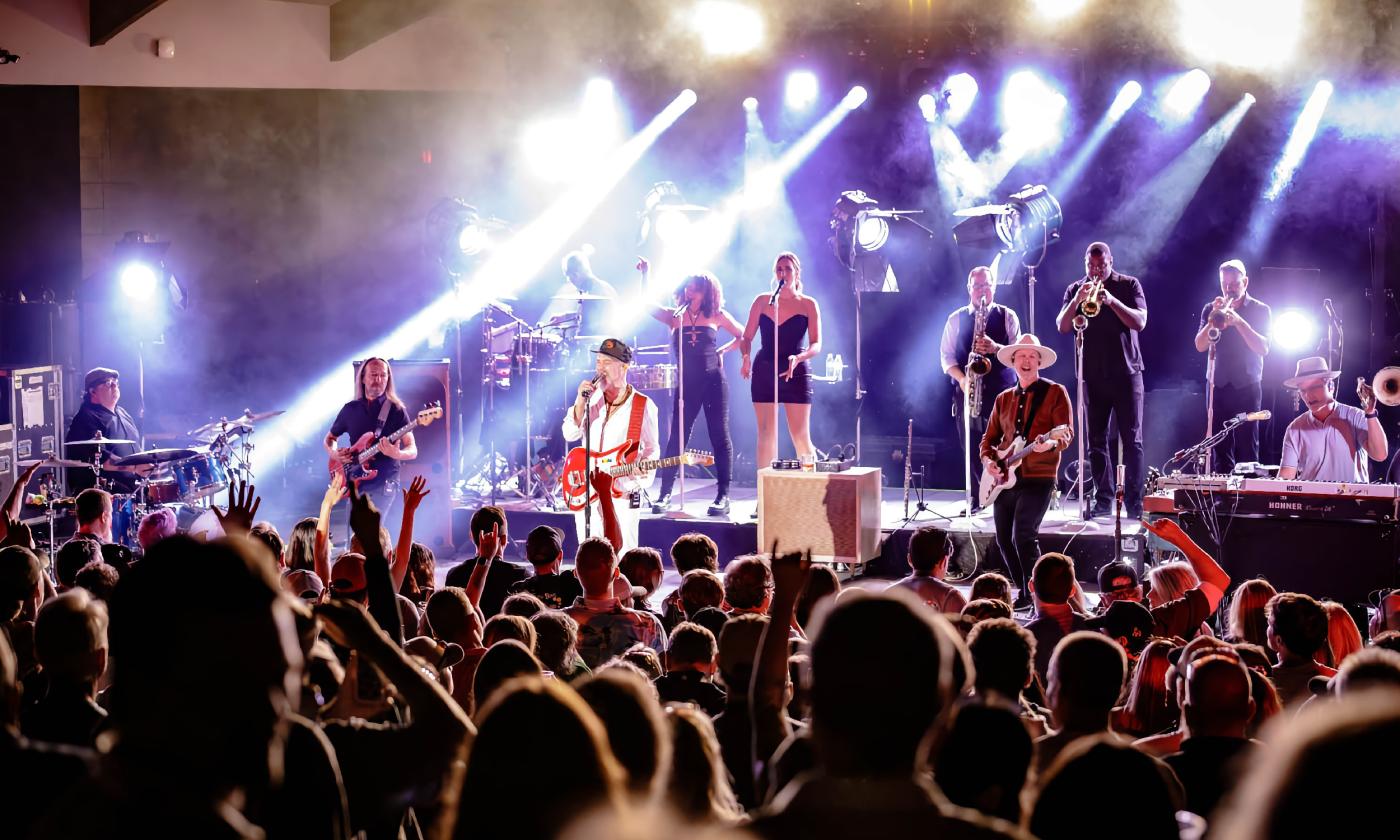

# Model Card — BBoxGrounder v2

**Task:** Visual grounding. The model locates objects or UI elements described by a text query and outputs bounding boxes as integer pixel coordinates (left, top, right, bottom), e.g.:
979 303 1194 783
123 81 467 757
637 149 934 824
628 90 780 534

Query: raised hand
347 480 382 554
769 548 812 599
476 522 503 561
214 480 261 535
402 475 430 513
2 517 33 549
323 470 346 507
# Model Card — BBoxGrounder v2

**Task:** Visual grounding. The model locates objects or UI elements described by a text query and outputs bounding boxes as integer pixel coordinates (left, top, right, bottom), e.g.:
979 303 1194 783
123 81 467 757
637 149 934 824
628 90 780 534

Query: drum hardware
20 457 90 470
111 448 198 467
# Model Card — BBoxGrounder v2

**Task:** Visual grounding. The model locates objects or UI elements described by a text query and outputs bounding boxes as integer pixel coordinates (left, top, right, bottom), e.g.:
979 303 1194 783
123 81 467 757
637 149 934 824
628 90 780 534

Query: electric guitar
329 403 442 491
561 443 714 511
979 424 1072 508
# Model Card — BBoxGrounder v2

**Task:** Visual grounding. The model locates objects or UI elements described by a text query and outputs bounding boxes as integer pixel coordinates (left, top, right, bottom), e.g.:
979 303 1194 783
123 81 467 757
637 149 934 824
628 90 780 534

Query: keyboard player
1278 356 1387 482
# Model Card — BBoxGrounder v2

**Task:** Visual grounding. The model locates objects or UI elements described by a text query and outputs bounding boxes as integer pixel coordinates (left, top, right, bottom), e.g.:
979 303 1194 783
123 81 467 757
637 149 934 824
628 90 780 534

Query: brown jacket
979 378 1072 480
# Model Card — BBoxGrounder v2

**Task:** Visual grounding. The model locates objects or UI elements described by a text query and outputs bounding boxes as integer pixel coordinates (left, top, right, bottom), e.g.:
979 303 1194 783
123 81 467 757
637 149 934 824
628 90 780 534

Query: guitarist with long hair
325 357 418 521
979 335 1073 611
562 338 659 553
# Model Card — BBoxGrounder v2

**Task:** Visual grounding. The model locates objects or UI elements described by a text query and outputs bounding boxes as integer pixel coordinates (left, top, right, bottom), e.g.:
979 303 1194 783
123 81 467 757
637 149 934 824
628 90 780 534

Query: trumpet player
1056 241 1148 518
941 265 1021 507
1194 259 1272 473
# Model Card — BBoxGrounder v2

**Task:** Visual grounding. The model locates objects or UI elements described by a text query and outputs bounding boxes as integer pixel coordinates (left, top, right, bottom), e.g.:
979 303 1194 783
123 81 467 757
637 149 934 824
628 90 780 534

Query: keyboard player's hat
1283 356 1340 390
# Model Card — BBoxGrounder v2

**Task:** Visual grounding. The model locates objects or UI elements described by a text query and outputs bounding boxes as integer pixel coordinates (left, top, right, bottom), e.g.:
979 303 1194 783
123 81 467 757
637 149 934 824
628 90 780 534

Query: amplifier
757 466 882 571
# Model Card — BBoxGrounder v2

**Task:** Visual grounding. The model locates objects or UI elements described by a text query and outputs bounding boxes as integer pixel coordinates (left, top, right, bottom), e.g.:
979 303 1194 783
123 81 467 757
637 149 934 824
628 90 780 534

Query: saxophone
966 301 992 415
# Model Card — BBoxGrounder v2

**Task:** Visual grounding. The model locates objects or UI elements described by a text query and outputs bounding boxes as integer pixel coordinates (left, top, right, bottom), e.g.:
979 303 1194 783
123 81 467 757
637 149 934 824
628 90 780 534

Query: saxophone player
941 265 1021 508
1193 259 1272 473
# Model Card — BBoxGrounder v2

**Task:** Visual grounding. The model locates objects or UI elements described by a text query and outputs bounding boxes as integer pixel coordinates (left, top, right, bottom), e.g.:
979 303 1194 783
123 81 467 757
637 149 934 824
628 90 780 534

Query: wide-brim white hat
1283 356 1340 389
996 334 1057 369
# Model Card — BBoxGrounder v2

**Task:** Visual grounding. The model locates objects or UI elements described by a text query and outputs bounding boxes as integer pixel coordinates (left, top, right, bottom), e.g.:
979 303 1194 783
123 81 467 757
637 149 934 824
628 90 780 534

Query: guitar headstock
682 449 715 467
417 402 444 426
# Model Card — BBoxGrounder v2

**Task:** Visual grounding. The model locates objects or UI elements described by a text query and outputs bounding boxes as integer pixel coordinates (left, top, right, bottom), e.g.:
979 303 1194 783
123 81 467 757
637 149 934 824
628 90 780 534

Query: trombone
1365 366 1400 407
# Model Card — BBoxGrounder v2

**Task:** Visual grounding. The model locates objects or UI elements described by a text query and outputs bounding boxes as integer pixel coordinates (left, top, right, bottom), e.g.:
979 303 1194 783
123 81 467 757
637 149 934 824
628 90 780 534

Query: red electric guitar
329 403 442 491
561 443 713 511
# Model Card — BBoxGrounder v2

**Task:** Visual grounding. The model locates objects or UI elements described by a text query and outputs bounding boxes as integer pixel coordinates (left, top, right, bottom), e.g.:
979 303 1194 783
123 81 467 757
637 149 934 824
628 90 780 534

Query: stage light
1032 0 1088 21
1164 69 1211 120
786 71 818 111
119 262 158 301
918 93 938 122
843 86 868 109
520 80 621 184
1273 309 1318 353
1264 80 1333 201
1176 0 1303 71
944 72 978 124
952 184 1063 254
1001 70 1067 149
426 199 501 274
856 215 889 251
689 1 764 57
830 190 896 291
457 223 488 257
1108 80 1143 120
654 208 692 243
742 96 758 111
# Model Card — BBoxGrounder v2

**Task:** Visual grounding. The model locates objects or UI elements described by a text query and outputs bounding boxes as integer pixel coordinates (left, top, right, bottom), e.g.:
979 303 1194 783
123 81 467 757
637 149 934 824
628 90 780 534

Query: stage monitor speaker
353 359 453 553
757 466 882 570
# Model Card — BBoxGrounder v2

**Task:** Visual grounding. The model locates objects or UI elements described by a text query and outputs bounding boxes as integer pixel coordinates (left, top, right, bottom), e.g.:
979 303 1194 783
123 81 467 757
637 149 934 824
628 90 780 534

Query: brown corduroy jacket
978 377 1073 480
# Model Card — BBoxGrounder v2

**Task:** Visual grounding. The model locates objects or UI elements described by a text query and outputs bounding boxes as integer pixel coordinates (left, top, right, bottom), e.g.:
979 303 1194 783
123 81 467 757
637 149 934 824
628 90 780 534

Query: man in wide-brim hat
1278 356 1386 483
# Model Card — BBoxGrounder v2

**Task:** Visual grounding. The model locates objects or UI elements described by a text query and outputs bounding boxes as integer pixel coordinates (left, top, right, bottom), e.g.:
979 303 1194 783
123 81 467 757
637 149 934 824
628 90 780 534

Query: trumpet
1079 277 1105 317
1368 366 1400 407
1206 296 1235 342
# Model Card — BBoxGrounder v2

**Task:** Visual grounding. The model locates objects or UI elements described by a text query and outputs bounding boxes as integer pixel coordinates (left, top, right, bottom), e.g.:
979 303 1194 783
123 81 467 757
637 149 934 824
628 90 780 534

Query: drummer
65 367 152 494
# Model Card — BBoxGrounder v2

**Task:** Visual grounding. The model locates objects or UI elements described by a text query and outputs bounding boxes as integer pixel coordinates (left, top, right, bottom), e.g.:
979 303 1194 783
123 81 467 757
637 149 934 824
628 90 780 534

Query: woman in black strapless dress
642 268 744 516
741 251 823 470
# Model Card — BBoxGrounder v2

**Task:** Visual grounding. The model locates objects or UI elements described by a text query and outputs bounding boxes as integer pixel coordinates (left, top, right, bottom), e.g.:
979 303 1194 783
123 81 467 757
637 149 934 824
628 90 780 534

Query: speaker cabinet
353 359 453 553
757 467 882 570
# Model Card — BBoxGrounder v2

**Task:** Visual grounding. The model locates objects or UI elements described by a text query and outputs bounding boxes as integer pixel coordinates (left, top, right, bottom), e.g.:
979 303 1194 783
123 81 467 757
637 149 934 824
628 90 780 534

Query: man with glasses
1278 356 1386 483
65 367 151 494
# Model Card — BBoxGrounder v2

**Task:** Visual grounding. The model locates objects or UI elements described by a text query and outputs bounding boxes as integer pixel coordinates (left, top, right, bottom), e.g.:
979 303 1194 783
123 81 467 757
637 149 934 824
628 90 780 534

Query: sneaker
707 496 730 517
650 493 672 514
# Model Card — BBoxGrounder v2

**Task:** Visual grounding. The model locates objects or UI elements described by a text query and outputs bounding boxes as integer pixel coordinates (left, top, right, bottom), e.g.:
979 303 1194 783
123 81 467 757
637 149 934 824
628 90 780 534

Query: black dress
750 313 812 404
658 325 733 497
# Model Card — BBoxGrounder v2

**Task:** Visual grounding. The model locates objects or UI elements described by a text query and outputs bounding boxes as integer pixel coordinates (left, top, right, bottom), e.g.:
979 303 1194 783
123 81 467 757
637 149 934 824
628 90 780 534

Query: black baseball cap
84 367 120 391
1097 560 1140 594
594 338 634 365
525 525 564 566
1086 599 1155 655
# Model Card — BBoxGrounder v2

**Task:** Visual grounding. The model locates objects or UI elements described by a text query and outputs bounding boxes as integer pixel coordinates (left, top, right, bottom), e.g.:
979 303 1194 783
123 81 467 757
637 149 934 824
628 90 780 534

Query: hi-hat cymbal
111 448 198 467
66 436 136 446
20 457 90 469
551 291 612 301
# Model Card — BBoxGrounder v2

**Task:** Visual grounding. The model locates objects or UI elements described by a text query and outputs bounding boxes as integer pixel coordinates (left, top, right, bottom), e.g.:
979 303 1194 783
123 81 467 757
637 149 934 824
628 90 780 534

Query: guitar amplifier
757 467 882 570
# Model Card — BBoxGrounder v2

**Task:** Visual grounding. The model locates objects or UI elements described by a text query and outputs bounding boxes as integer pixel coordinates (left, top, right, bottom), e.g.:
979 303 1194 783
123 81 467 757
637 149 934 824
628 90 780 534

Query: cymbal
548 292 610 302
111 448 198 467
20 457 90 469
188 409 283 438
66 436 135 446
230 409 285 425
633 344 669 355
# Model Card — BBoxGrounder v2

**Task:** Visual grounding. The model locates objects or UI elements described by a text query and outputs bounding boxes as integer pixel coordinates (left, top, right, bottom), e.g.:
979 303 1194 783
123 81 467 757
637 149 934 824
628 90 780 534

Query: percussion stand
1204 335 1219 475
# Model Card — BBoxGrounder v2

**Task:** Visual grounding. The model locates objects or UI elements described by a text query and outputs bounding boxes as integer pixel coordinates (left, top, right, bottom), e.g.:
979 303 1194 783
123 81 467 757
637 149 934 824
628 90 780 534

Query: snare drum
173 454 230 501
628 364 678 390
144 478 182 506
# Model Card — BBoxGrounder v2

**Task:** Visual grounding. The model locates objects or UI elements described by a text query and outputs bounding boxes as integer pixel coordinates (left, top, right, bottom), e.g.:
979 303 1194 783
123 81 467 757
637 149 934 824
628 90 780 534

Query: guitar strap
1016 380 1052 440
624 389 648 461
374 397 393 437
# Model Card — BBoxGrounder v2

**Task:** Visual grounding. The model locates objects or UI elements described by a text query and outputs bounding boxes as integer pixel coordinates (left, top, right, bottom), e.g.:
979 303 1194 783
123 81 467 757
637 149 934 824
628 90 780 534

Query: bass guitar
561 443 713 512
329 403 442 491
979 424 1072 508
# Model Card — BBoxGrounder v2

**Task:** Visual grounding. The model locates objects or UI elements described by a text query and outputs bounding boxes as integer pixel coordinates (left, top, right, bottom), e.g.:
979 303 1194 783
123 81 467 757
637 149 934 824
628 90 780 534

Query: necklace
685 307 701 346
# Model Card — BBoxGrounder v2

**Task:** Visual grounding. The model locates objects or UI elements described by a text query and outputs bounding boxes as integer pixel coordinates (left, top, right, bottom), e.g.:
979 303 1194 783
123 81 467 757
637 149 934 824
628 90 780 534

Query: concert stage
451 479 1145 586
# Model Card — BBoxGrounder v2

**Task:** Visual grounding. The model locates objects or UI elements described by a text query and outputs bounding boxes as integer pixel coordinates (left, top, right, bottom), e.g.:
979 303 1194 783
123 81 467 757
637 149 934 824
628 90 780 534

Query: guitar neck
361 419 417 463
608 453 685 477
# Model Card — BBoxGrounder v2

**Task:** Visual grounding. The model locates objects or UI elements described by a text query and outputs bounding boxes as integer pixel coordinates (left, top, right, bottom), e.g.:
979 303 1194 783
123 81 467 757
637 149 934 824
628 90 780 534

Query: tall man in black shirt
65 367 152 494
1056 242 1148 517
1193 259 1271 474
324 358 417 521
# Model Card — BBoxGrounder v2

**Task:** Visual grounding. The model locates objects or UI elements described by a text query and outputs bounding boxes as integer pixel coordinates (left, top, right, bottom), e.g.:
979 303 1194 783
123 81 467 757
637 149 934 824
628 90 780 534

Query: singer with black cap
563 337 660 552
1193 259 1272 473
1278 356 1386 482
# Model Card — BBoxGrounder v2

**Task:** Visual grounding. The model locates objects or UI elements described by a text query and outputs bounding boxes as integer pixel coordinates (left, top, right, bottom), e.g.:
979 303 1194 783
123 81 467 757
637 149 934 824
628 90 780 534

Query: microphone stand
669 303 694 519
582 380 594 538
1073 314 1091 521
769 279 784 470
1205 330 1219 475
1169 416 1249 472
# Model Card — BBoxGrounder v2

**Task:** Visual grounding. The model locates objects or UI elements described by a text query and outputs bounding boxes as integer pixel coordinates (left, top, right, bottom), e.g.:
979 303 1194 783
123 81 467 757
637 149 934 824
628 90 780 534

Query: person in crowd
1093 561 1139 613
400 541 436 605
795 565 841 632
21 590 108 748
285 516 319 572
426 586 487 714
452 676 626 840
711 613 771 810
577 666 671 800
1035 631 1128 774
962 598 1014 624
887 526 967 614
1325 647 1400 696
966 618 1048 736
70 489 132 571
1266 592 1335 708
620 645 664 681
619 547 665 614
470 639 543 718
677 569 726 625
135 507 177 553
690 606 730 642
248 521 284 568
661 533 721 629
1133 635 1235 758
501 592 545 619
54 539 101 593
1164 651 1258 820
443 506 527 618
507 524 583 610
72 561 120 603
1227 578 1278 647
664 703 743 824
723 554 773 616
1028 737 1182 840
1086 598 1155 662
1111 639 1176 739
1022 553 1089 685
933 702 1033 825
482 614 536 650
1136 518 1232 639
655 621 726 715
969 572 1013 606
0 545 43 680
531 610 590 682
1320 600 1364 668
565 537 667 669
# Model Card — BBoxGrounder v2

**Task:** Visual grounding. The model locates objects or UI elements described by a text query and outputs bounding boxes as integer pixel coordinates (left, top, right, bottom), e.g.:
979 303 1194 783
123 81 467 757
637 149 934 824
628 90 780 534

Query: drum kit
470 289 679 508
31 408 284 552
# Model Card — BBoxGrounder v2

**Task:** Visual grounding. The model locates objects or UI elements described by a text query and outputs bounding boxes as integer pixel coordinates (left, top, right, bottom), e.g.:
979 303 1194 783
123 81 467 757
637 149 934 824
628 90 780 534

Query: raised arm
349 481 403 645
465 523 502 613
751 550 807 798
0 462 42 543
1140 517 1230 614
391 476 429 591
315 472 344 585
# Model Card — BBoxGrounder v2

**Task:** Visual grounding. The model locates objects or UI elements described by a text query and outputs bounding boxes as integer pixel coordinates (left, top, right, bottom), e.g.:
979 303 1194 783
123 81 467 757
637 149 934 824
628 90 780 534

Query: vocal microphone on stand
769 277 786 305
1231 410 1271 424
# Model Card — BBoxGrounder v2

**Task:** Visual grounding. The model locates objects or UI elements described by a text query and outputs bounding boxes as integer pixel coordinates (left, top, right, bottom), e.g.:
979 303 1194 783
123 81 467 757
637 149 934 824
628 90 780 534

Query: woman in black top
741 252 823 470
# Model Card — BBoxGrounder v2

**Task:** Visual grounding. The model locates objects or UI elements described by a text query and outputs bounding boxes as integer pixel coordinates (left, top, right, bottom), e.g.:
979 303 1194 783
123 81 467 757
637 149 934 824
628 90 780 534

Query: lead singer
1056 241 1148 518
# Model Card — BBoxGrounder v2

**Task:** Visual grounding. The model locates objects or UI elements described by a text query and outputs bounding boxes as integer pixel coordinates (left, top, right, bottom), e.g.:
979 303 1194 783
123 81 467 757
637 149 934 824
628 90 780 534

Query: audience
531 609 590 681
794 565 841 631
576 666 671 799
965 617 1047 736
1266 592 1335 708
508 524 583 609
887 527 967 614
664 703 743 824
1029 737 1182 840
443 506 528 618
969 572 1013 606
1022 552 1088 685
1035 631 1128 774
678 569 726 622
933 702 1032 824
1112 639 1176 739
655 622 726 715
1320 599 1364 668
1164 651 1257 820
619 547 665 614
1226 578 1278 648
565 538 667 669
661 532 720 630
723 555 773 616
21 589 109 748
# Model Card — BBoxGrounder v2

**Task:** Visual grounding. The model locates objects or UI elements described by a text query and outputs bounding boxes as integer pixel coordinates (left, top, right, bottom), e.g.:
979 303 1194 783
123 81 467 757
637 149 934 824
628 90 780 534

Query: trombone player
1056 241 1148 517
1193 259 1272 474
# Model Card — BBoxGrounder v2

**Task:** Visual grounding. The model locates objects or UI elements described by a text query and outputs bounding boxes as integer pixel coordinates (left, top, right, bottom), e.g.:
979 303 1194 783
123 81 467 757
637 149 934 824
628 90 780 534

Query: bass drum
176 505 225 542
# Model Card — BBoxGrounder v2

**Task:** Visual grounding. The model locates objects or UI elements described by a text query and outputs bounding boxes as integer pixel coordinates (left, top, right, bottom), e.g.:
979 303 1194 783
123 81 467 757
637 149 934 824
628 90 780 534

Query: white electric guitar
979 424 1073 507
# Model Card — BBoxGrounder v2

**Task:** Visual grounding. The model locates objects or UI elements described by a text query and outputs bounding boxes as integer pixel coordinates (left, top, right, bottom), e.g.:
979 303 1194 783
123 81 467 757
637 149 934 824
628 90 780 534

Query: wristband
1366 412 1378 419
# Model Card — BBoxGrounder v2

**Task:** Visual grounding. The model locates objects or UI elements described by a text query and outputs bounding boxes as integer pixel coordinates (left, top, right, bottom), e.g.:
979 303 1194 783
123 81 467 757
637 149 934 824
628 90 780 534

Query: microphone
769 277 786 305
673 303 688 319
1232 410 1271 423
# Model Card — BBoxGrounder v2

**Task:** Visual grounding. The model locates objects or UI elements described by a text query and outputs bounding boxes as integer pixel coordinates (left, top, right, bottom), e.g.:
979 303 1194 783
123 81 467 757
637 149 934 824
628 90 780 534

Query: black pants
1210 381 1263 474
1086 372 1144 512
952 385 997 504
658 370 732 498
992 477 1055 591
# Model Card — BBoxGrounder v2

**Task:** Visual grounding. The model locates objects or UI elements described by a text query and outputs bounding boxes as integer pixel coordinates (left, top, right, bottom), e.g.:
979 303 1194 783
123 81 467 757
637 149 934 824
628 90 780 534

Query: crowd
1 468 1398 839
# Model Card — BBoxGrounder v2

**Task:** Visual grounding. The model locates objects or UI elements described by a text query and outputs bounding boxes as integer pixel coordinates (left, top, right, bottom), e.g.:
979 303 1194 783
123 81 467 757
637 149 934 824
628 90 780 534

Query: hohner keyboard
1161 476 1400 523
